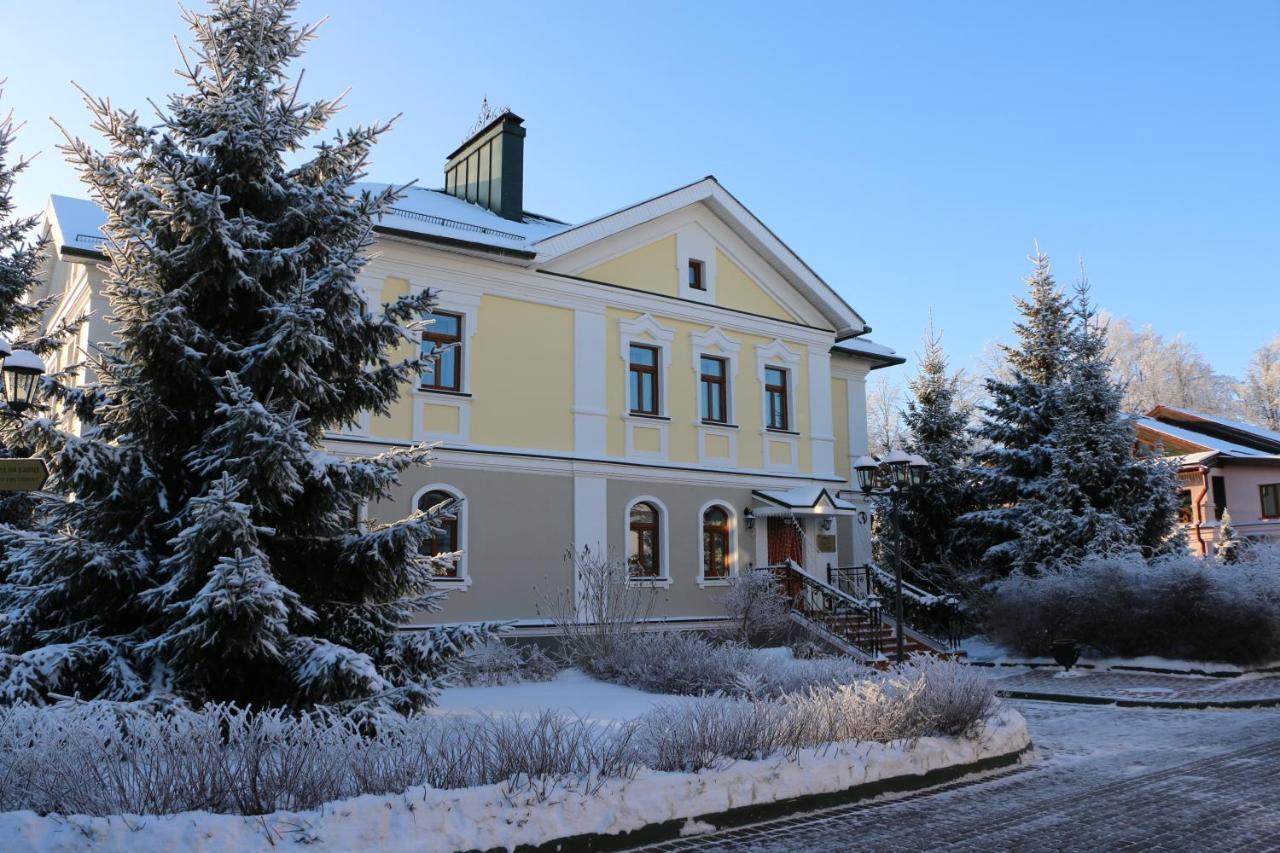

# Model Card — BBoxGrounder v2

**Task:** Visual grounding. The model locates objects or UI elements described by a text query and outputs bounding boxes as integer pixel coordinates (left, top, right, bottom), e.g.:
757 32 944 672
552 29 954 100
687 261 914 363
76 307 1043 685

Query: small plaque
816 533 837 553
0 458 49 492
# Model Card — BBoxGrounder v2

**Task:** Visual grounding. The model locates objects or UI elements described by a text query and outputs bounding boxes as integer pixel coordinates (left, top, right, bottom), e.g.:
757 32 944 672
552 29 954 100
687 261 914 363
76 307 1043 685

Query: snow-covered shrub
0 658 993 817
988 551 1280 664
541 546 659 672
718 569 793 644
637 657 994 772
597 631 869 698
453 642 559 687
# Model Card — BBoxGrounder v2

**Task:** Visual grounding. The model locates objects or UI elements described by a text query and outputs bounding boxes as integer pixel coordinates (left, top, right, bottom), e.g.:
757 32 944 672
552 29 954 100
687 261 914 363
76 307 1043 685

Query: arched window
628 501 661 578
418 488 461 579
702 506 730 579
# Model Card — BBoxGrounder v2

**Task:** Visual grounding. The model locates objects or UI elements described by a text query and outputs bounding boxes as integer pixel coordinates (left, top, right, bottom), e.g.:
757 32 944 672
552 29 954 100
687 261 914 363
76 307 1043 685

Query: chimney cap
445 110 525 161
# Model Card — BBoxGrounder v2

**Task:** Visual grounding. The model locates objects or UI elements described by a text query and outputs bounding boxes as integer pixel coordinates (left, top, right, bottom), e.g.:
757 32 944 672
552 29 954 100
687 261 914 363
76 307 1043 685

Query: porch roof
751 486 857 515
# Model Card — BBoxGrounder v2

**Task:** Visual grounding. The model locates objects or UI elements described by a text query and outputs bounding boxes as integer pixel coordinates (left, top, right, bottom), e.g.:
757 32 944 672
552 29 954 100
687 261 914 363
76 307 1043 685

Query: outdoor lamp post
0 342 47 415
853 449 931 664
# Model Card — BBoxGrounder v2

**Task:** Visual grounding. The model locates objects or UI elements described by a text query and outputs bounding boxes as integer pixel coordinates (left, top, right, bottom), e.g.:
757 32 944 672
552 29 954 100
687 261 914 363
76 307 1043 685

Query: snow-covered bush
541 546 658 671
718 569 793 644
0 657 993 817
988 551 1280 664
594 631 869 698
453 642 559 687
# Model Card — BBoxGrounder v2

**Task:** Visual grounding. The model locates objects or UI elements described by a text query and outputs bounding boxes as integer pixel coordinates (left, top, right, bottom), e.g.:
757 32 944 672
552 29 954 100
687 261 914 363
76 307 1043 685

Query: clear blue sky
5 1 1277 381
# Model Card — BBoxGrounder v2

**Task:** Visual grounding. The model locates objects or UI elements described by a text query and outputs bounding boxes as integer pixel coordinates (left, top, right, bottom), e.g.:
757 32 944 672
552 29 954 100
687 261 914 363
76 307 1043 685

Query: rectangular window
1212 476 1227 520
765 366 789 430
629 344 660 415
421 311 462 391
699 355 728 423
688 259 705 291
1262 484 1280 520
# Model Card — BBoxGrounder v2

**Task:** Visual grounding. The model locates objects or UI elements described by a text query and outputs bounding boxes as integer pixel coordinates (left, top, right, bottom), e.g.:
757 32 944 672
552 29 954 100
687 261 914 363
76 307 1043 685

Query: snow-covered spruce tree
0 1 498 711
895 324 973 588
0 92 84 536
1032 280 1180 565
960 250 1075 581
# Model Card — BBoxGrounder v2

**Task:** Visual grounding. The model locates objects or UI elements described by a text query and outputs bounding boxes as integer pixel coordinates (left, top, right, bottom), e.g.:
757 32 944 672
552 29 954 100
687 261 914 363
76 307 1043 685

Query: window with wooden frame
699 355 728 424
1262 483 1280 520
418 489 460 579
688 259 706 291
629 344 660 415
420 311 463 392
1177 489 1194 524
765 366 789 431
702 506 730 579
628 501 661 578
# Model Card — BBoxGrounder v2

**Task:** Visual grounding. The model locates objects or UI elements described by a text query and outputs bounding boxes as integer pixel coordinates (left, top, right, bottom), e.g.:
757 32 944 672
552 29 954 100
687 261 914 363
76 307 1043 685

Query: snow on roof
1136 416 1278 459
752 486 857 512
48 195 108 253
1147 405 1280 450
358 183 570 252
45 186 573 259
831 336 904 368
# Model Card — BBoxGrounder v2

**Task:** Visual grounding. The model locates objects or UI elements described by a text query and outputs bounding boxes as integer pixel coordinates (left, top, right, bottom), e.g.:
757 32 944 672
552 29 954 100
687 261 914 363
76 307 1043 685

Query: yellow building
37 112 903 632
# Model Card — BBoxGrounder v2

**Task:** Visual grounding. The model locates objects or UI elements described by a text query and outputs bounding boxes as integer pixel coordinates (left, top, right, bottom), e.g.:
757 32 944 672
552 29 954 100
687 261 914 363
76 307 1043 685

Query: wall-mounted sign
0 459 49 491
816 533 837 553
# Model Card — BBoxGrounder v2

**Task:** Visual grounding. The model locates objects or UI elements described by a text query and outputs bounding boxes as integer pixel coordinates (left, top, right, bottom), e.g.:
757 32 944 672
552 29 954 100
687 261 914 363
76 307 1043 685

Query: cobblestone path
633 701 1280 852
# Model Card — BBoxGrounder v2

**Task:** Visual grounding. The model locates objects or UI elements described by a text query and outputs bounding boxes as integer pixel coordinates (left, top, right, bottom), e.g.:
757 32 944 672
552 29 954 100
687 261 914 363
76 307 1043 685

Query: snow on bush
718 569 793 644
0 659 993 818
592 631 870 698
452 641 559 687
988 550 1280 664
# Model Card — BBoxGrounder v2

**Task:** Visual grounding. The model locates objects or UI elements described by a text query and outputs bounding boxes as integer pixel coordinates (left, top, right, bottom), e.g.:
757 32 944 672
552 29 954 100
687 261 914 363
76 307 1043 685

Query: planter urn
1051 638 1081 670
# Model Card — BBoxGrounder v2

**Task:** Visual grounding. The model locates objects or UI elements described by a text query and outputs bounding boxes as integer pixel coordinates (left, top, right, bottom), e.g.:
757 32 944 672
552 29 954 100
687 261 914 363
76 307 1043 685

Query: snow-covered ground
1 669 1029 853
962 637 1278 675
433 668 695 722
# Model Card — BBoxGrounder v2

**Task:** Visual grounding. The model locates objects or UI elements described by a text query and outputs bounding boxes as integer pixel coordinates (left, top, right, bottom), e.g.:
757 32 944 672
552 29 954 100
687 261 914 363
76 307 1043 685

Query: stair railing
847 562 963 651
761 561 883 658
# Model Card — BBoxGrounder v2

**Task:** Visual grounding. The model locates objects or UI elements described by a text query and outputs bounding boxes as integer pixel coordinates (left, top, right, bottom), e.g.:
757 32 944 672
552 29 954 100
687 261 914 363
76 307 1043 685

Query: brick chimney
444 111 525 221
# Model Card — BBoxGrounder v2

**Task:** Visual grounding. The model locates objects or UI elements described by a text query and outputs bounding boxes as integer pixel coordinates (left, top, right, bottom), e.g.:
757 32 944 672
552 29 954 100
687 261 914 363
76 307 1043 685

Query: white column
572 473 608 619
807 347 836 478
572 307 608 456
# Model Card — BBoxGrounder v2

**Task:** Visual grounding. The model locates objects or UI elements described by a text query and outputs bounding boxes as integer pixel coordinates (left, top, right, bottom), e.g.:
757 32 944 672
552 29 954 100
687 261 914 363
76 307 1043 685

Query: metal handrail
837 562 962 651
384 206 526 242
760 561 884 658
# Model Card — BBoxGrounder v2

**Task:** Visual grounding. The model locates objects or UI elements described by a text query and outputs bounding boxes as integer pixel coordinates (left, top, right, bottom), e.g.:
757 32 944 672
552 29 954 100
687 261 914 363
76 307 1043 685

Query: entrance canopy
750 486 858 517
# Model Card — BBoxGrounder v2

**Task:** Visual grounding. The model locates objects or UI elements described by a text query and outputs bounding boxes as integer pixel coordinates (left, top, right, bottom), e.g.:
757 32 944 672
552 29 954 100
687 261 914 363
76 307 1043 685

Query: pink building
1136 405 1280 557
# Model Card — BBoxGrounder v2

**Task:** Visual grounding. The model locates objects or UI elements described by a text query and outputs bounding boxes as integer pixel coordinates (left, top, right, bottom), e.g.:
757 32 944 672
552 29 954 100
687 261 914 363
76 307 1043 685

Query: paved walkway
633 701 1280 852
985 668 1280 707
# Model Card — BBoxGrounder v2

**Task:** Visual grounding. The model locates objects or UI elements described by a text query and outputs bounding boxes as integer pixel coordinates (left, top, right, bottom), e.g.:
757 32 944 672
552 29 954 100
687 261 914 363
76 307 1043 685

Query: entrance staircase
763 560 962 663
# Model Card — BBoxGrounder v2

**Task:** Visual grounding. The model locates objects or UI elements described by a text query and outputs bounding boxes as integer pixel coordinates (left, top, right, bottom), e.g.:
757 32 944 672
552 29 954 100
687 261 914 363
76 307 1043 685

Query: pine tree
897 323 971 587
0 0 498 711
962 249 1075 579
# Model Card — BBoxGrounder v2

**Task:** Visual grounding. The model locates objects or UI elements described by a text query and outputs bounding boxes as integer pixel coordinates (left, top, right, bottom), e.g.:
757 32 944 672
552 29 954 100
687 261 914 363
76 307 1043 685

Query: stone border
511 743 1034 853
994 689 1280 710
967 659 1280 679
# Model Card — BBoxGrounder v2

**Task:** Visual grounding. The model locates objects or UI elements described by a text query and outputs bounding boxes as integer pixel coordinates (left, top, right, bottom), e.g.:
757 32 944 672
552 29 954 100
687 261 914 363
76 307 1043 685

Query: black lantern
852 454 880 493
743 507 755 530
2 349 46 414
882 448 912 488
906 454 930 488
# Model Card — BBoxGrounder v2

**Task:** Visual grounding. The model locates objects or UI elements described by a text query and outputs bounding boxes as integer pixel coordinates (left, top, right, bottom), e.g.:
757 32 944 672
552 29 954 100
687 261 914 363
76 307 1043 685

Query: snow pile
0 704 1028 852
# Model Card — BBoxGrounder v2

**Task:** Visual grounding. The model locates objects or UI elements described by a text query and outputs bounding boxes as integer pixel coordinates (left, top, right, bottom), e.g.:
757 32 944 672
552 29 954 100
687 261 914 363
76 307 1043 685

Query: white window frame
413 483 471 589
624 494 672 588
691 327 742 467
697 499 738 587
756 339 802 472
619 314 674 460
411 289 481 444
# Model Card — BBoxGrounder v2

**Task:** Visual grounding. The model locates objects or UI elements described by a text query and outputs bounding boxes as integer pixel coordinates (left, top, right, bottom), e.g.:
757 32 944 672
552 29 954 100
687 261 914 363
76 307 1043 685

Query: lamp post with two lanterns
852 449 930 664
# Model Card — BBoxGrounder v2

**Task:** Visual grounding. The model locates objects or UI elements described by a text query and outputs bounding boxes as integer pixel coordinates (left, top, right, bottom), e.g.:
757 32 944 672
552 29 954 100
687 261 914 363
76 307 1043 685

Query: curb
502 743 1033 853
997 689 1280 710
967 659 1280 679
